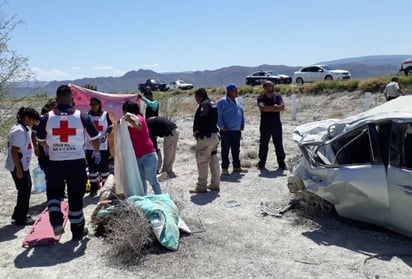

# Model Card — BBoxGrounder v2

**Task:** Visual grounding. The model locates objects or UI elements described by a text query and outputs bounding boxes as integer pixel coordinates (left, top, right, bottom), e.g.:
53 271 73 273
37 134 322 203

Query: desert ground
1 91 412 279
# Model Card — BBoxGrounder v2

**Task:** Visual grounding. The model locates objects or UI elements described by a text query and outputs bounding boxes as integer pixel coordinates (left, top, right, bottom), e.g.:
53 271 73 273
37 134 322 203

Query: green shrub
358 77 388 93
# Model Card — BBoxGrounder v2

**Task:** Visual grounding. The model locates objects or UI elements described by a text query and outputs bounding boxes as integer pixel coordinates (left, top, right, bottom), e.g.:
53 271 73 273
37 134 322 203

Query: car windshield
269 71 279 75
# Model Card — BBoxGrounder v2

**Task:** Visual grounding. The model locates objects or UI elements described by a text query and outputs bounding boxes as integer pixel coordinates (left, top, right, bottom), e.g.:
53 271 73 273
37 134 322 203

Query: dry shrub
100 204 154 266
293 190 334 219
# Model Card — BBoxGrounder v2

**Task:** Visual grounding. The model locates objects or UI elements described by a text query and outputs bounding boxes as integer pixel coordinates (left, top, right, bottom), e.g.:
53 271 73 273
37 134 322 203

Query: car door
258 71 267 84
387 121 412 236
310 66 324 82
320 124 390 225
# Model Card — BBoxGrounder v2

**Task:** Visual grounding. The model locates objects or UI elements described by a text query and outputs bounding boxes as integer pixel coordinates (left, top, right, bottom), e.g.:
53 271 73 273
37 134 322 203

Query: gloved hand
44 146 49 156
92 151 101 164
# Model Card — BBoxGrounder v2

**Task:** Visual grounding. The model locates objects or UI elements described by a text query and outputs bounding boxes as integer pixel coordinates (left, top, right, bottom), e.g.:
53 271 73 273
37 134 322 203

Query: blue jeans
137 152 162 195
220 130 241 169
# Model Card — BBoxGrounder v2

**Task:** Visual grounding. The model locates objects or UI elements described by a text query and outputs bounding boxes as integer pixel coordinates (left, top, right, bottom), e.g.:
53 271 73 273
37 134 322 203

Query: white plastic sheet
114 116 145 196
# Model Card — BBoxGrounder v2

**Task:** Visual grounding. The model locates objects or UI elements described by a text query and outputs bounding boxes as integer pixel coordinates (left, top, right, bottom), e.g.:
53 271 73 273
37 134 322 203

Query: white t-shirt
4 123 33 171
384 81 401 98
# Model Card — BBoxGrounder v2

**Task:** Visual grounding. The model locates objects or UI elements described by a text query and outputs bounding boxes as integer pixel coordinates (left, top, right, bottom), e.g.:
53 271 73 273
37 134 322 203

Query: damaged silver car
288 96 412 238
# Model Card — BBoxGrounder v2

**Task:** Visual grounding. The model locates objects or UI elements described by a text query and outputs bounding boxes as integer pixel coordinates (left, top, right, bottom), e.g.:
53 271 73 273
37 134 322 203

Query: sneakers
71 227 88 241
157 172 168 182
53 225 65 236
189 187 207 194
278 163 287 170
221 168 230 176
233 167 248 173
207 184 220 191
256 162 265 170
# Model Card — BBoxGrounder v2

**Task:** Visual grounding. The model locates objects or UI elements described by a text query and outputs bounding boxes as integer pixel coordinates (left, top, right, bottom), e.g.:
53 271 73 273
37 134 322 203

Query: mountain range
8 54 412 97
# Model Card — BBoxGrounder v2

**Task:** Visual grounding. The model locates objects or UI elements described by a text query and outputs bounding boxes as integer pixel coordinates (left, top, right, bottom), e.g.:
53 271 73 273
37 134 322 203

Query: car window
332 127 372 165
307 67 320 72
400 124 412 169
376 122 392 166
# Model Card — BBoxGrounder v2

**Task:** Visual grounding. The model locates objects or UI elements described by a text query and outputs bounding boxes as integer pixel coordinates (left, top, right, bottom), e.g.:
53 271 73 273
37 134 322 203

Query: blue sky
4 0 412 81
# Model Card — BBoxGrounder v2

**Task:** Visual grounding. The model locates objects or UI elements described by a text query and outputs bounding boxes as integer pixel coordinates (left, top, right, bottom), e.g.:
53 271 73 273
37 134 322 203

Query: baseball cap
226 83 237 92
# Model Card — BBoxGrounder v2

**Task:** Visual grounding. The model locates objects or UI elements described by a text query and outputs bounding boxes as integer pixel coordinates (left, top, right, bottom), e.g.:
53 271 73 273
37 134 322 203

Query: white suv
293 65 351 85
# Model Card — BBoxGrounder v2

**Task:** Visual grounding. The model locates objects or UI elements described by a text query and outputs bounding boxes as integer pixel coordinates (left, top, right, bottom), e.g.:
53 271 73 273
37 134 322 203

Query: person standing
217 83 248 175
190 88 220 193
384 77 404 101
36 85 101 240
122 100 162 195
5 107 40 226
32 99 57 173
257 80 286 170
138 89 159 118
85 97 113 196
146 116 179 178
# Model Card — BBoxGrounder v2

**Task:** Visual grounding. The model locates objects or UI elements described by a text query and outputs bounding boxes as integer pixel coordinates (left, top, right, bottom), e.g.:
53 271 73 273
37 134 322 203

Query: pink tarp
69 84 139 120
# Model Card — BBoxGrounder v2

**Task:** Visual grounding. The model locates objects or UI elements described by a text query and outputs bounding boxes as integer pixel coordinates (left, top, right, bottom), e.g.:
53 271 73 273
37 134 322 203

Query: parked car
399 59 412 76
166 79 194 90
293 65 351 85
138 79 168 93
288 95 412 238
245 70 292 86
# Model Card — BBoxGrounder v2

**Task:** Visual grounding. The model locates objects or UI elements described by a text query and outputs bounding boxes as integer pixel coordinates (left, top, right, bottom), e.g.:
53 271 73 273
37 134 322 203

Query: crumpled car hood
289 95 412 238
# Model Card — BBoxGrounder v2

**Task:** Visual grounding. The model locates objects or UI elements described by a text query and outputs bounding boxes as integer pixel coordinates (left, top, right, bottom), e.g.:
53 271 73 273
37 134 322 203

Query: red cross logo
52 120 76 142
93 120 103 131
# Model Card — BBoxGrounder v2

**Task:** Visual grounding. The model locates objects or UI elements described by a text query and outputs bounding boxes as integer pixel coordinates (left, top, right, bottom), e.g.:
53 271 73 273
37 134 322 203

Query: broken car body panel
290 95 412 237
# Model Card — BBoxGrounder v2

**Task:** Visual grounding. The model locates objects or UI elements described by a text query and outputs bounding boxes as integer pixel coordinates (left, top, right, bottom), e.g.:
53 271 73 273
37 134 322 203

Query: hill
7 54 411 97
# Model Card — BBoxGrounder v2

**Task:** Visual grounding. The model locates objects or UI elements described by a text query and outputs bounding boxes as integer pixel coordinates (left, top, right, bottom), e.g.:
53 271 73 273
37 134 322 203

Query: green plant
358 76 388 93
154 91 186 121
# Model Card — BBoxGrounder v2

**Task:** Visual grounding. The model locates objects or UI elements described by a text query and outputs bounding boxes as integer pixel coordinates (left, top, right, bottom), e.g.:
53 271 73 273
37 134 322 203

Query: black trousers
46 159 87 237
258 123 285 167
85 149 110 192
11 168 32 223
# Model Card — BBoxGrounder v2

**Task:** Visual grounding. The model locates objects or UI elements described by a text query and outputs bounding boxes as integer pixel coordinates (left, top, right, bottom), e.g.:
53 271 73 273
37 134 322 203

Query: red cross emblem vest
85 111 109 150
46 110 86 161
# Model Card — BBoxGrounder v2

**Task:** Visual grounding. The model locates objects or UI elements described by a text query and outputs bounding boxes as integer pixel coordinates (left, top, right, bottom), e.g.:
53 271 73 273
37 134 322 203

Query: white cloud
31 67 76 81
142 63 160 68
30 65 128 81
93 66 114 71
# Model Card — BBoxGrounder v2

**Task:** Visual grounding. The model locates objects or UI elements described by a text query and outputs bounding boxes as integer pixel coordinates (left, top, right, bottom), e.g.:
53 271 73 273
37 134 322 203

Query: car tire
325 75 333 81
296 78 304 85
405 68 412 76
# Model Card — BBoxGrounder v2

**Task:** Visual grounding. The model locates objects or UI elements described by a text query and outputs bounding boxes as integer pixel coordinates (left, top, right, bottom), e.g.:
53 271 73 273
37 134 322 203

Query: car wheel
325 75 333 81
296 78 304 85
405 68 412 76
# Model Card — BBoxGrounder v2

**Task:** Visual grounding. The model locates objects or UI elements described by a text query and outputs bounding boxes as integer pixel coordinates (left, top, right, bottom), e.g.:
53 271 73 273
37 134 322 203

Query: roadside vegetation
163 75 412 97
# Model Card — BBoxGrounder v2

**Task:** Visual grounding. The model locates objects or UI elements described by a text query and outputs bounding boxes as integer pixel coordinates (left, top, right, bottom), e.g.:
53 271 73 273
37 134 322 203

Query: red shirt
128 114 156 157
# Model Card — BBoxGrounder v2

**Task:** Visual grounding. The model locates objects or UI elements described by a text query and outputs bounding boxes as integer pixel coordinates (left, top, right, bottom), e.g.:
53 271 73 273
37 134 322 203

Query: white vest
85 111 109 150
46 110 86 161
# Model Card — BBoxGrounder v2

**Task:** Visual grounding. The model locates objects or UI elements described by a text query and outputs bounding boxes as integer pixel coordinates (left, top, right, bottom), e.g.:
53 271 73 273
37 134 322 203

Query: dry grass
97 204 154 267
